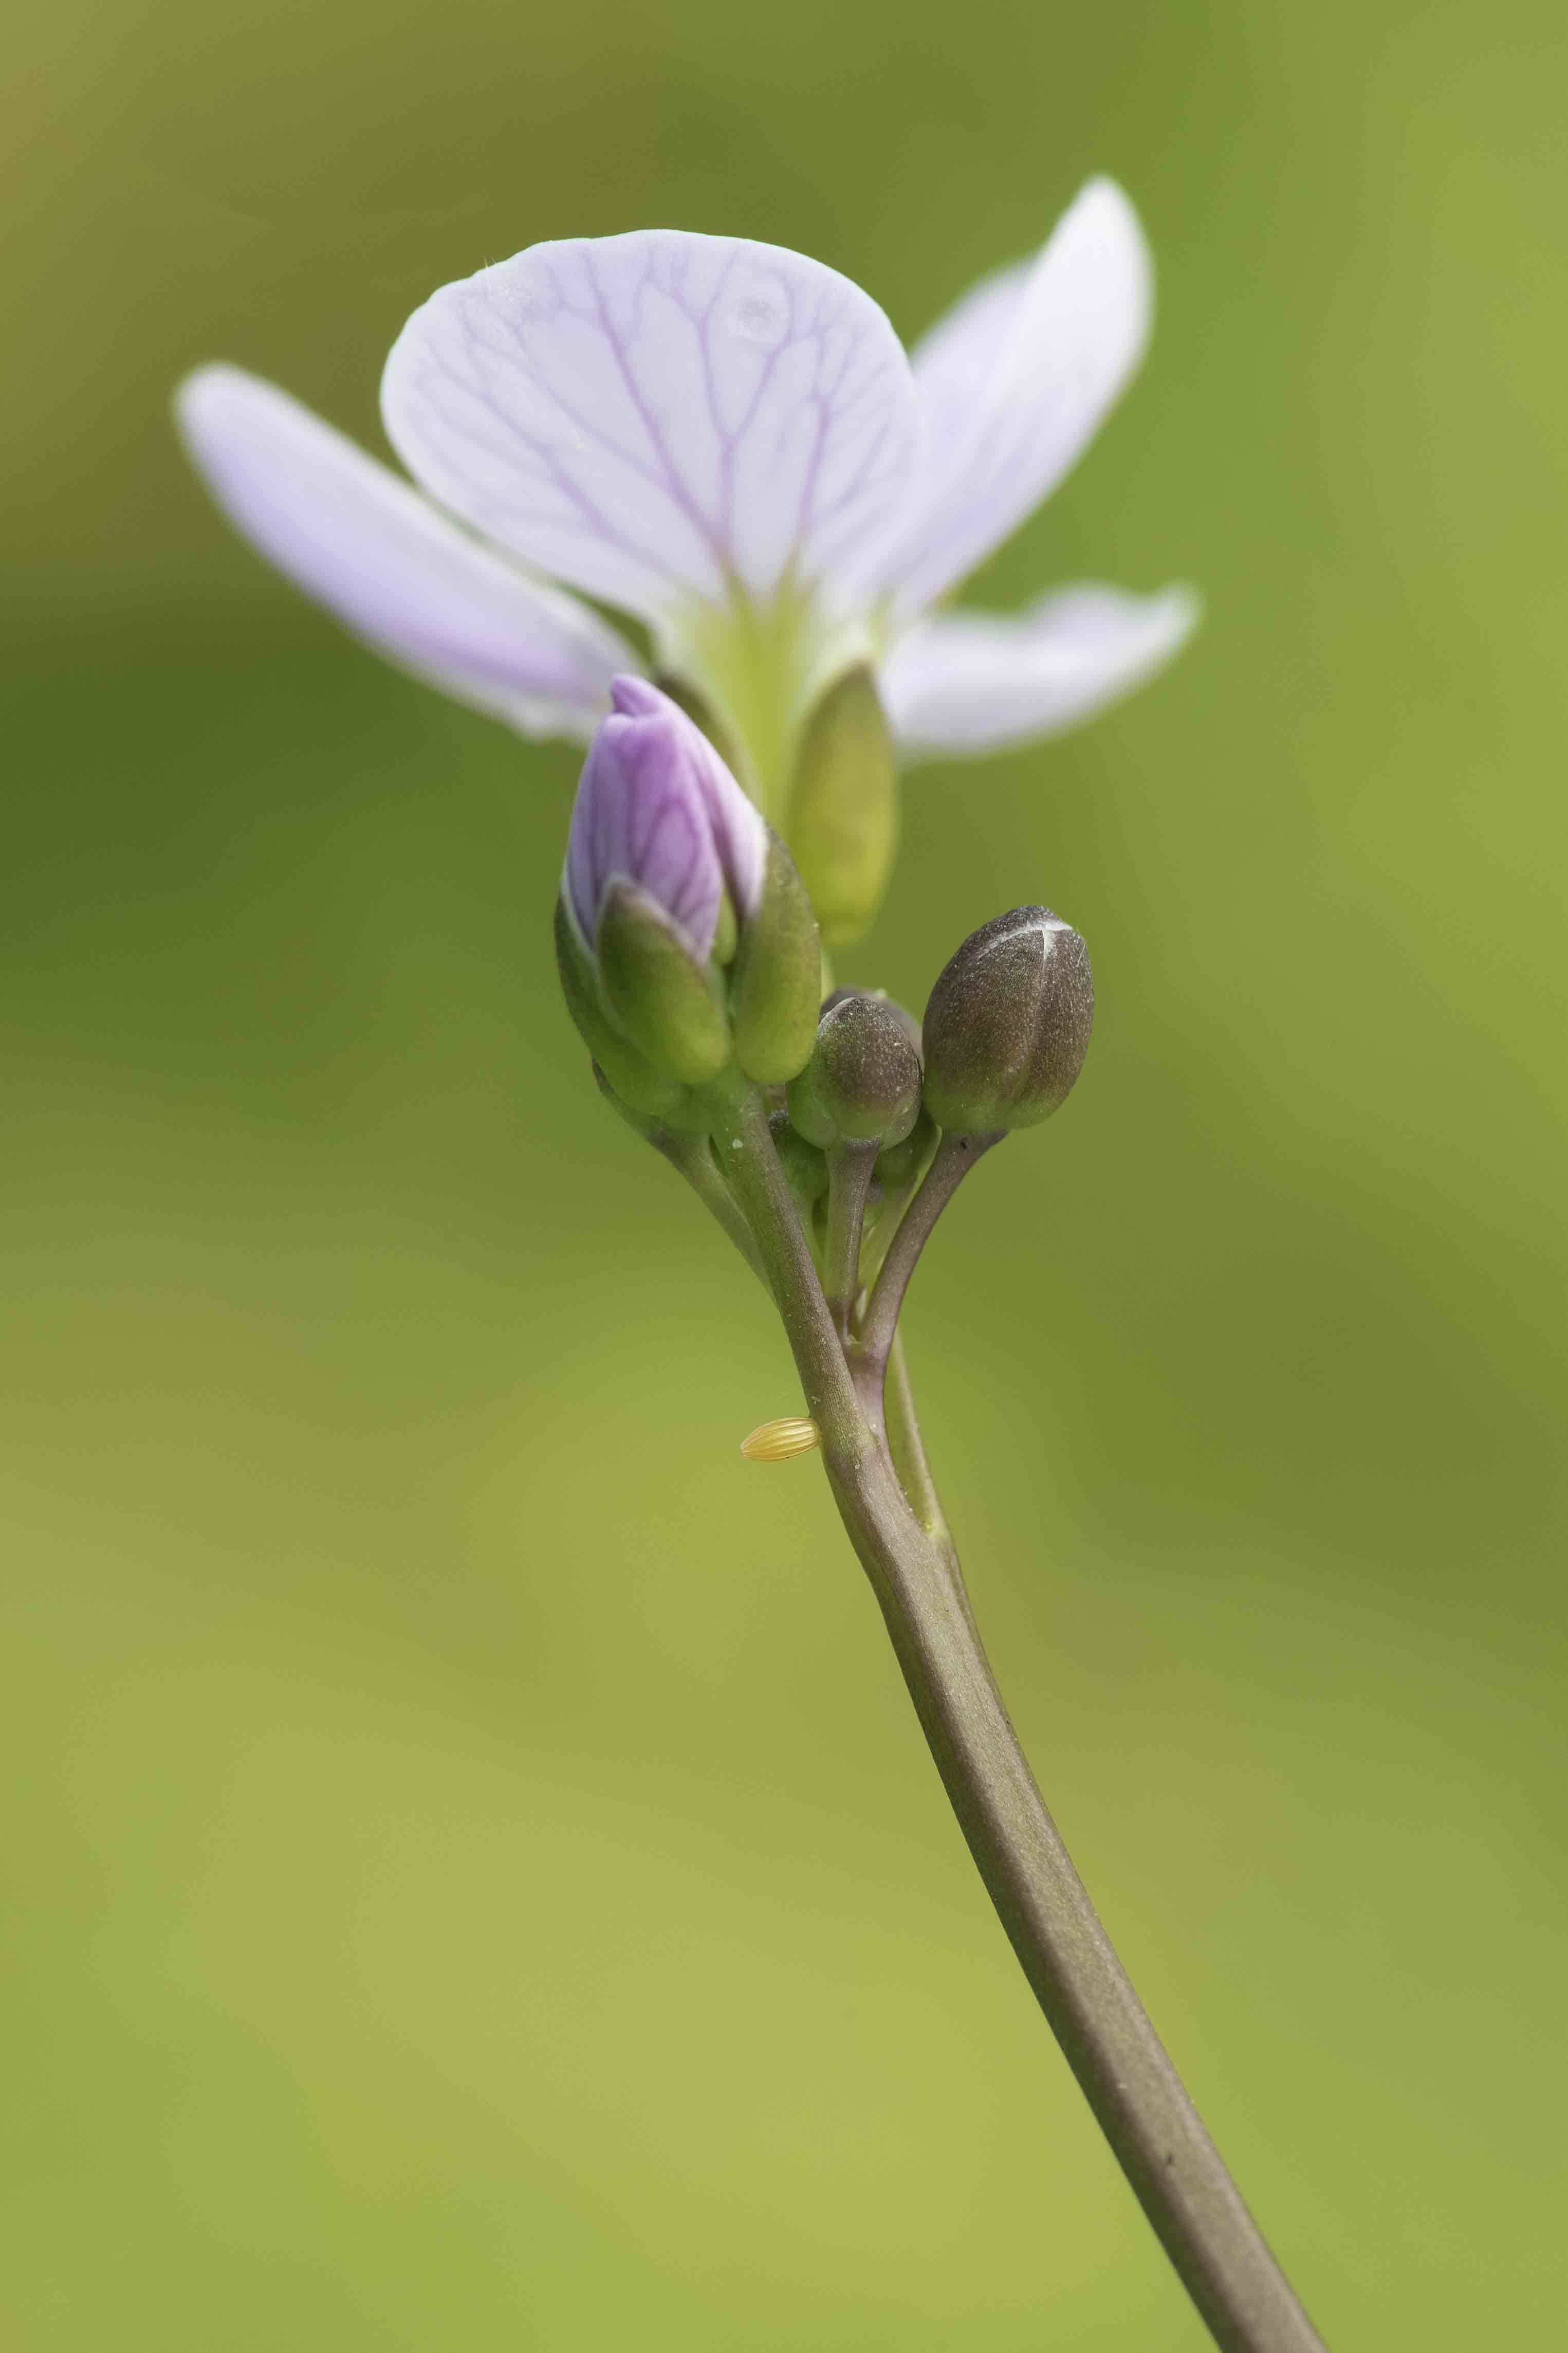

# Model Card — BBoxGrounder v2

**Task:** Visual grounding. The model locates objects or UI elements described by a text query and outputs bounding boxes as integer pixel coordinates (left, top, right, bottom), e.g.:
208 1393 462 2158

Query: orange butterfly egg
740 1416 822 1463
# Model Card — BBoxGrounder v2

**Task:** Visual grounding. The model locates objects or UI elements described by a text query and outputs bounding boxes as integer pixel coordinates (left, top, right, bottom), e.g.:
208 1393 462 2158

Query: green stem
704 1075 869 1458
857 1128 1003 1374
712 1078 1327 2353
652 1129 769 1287
823 1140 879 1340
882 1330 949 1551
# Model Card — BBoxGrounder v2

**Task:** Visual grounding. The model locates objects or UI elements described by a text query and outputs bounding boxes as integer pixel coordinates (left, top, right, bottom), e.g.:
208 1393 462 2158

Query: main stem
708 1079 1326 2353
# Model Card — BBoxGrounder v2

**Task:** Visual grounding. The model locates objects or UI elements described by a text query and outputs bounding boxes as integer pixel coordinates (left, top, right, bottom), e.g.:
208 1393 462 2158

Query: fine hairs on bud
921 906 1095 1135
786 990 923 1148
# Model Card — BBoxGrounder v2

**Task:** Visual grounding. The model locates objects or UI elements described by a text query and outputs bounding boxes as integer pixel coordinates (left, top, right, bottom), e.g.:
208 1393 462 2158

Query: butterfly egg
740 1415 822 1463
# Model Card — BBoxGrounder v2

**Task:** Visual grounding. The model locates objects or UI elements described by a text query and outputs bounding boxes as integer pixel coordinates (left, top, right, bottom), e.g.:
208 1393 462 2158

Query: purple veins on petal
566 678 767 964
610 677 768 921
381 231 923 627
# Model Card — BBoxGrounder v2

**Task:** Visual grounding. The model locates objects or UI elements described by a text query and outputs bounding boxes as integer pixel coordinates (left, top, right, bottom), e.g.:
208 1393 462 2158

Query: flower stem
707 1078 1326 2353
856 1128 1003 1373
653 1128 769 1286
882 1329 949 1550
823 1140 879 1340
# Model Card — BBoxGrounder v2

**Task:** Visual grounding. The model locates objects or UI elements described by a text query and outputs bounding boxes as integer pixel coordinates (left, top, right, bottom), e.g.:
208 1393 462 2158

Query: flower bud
561 675 768 1085
921 907 1094 1135
651 671 746 783
821 984 922 1059
787 989 923 1150
783 666 898 949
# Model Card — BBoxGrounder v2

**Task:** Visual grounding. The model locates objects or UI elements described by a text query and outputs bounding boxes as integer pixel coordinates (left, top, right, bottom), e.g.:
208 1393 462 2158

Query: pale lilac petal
608 679 767 919
175 365 637 740
900 253 1032 472
879 583 1198 759
567 716 723 959
566 678 768 961
380 231 922 630
890 180 1153 617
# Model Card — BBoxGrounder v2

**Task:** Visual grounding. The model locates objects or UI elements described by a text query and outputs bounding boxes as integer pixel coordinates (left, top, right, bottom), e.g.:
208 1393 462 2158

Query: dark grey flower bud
786 990 923 1150
921 907 1094 1135
820 984 923 1059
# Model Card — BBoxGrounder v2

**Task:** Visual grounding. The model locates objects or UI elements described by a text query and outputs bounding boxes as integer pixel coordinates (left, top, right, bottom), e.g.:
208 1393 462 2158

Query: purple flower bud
565 677 767 965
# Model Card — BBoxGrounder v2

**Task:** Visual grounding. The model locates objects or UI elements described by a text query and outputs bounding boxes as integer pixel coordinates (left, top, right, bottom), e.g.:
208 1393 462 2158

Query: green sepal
554 895 694 1123
711 888 740 969
782 665 898 950
728 835 821 1085
596 882 733 1086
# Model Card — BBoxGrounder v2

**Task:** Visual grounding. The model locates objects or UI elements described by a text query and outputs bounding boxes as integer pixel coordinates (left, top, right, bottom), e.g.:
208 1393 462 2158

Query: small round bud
821 984 922 1059
921 907 1094 1135
786 990 923 1150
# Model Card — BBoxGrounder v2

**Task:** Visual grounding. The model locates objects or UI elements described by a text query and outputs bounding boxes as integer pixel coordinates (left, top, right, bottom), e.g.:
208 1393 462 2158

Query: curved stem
823 1140 879 1339
653 1130 769 1287
703 1075 869 1458
882 1330 949 1549
857 1128 1003 1373
715 1080 1326 2353
827 1450 1327 2353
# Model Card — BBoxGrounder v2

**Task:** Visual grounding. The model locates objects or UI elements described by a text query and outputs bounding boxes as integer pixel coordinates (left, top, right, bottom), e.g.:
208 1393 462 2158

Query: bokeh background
6 0 1566 2345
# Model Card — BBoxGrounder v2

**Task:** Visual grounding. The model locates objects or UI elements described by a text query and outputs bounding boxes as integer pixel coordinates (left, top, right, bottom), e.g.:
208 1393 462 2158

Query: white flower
176 180 1195 810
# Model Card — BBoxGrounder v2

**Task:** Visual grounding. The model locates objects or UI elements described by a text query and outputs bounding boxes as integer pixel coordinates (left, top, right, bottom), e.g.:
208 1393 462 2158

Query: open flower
177 181 1193 809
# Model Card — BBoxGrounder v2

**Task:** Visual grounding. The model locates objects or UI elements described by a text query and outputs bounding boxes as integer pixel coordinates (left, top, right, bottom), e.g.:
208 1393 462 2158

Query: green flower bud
783 666 898 950
922 906 1094 1135
786 989 923 1150
727 836 822 1085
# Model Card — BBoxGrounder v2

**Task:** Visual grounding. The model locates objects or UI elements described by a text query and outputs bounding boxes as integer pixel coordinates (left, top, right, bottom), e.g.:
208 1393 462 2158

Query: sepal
596 882 732 1085
783 666 898 949
728 835 822 1085
554 893 694 1122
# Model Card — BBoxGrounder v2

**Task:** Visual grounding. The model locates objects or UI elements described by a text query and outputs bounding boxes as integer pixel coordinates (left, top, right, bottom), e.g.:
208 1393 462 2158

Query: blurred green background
5 0 1566 2345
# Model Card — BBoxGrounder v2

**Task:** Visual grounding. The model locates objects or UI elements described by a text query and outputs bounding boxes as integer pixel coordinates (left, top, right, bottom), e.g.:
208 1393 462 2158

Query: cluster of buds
557 679 1095 1378
554 678 822 1123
